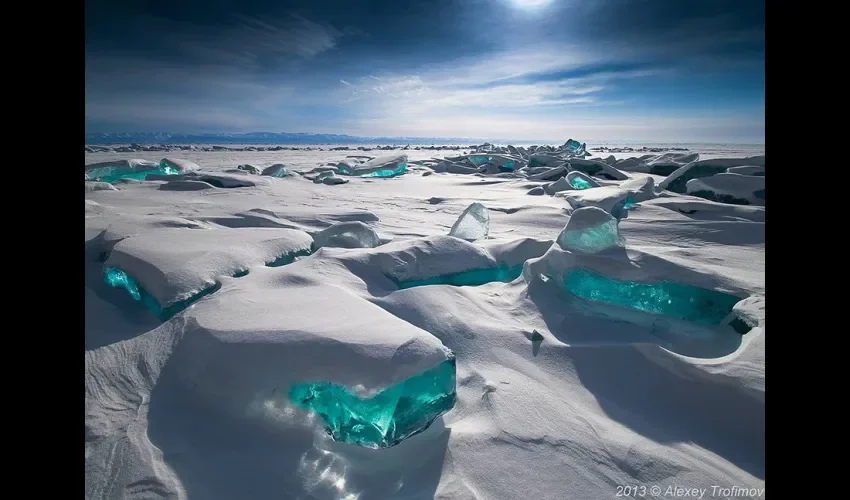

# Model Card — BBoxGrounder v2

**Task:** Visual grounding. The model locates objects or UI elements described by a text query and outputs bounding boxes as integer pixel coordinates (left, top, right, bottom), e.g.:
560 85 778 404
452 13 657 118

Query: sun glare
509 0 555 9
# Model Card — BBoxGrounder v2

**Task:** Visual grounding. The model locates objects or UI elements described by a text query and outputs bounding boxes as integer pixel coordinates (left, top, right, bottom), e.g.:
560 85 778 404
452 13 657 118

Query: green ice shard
563 268 742 325
86 165 179 183
103 267 220 321
362 163 407 177
393 264 524 289
264 248 314 267
467 154 491 165
337 163 407 178
569 176 594 190
565 139 586 155
289 356 457 449
558 219 624 254
104 267 142 300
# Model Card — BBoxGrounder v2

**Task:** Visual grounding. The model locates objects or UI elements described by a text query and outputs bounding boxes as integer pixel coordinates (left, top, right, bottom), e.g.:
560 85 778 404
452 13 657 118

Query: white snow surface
104 227 314 308
86 146 765 500
686 173 765 206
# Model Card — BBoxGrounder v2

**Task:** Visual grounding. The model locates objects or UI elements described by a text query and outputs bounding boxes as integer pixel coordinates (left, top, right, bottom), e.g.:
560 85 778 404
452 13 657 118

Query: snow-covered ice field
85 143 765 500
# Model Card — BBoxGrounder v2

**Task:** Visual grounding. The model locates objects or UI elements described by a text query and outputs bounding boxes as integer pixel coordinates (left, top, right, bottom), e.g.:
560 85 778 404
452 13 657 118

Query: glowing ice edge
337 154 409 178
103 267 219 321
103 247 314 320
288 355 457 449
391 264 524 289
562 268 742 326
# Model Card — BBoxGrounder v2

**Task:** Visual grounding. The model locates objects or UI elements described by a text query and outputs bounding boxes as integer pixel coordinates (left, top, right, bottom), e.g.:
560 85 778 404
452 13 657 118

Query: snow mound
524 227 751 349
195 173 268 188
726 165 765 176
173 278 454 415
567 158 629 180
642 198 765 223
558 186 635 219
659 156 765 193
237 164 262 175
160 158 200 173
614 152 699 175
158 179 217 191
361 235 499 284
307 234 545 290
85 181 118 192
543 176 574 195
432 160 478 174
686 173 765 206
261 163 289 177
103 227 314 315
234 207 380 232
527 165 567 181
86 277 455 494
620 176 657 203
478 237 554 268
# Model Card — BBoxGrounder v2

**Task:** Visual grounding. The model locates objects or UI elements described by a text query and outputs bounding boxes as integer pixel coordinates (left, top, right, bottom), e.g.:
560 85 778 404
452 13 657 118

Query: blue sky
85 0 765 143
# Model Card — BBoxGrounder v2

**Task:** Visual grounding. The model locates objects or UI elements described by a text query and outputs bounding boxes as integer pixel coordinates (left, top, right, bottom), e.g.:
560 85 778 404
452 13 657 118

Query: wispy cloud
334 45 666 117
103 13 345 71
228 14 342 60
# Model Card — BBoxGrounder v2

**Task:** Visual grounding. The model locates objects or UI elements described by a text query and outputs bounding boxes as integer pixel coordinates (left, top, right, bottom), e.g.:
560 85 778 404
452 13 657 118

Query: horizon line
84 131 765 146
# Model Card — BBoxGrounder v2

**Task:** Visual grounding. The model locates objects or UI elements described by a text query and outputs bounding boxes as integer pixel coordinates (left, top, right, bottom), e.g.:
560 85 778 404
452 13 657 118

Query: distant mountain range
83 132 531 145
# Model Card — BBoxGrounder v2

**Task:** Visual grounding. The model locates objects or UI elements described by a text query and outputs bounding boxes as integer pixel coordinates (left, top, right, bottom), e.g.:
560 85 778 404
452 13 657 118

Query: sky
85 0 765 143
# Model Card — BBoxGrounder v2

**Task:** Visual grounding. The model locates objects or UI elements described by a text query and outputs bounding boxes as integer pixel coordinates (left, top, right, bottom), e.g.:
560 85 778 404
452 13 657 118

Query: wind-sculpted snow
237 163 262 175
619 176 657 203
86 144 765 500
103 227 314 319
160 158 200 173
85 181 118 192
726 165 764 176
686 173 765 206
261 163 289 177
155 276 455 423
158 179 217 191
567 158 629 180
524 222 754 358
558 186 637 220
614 152 699 175
659 156 766 194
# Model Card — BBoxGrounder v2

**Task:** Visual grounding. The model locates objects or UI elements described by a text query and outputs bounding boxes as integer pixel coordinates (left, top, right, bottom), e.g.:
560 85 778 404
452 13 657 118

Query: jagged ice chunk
288 356 457 449
563 268 743 325
449 202 490 241
556 206 624 254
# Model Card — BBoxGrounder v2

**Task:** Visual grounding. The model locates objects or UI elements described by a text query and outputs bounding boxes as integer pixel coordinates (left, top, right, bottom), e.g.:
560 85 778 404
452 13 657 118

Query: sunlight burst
509 0 555 9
